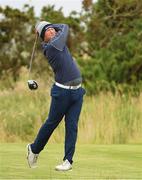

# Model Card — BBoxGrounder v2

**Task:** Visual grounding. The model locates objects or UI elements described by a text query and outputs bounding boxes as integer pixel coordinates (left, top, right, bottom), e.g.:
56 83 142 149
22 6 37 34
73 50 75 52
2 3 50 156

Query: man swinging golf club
27 21 86 171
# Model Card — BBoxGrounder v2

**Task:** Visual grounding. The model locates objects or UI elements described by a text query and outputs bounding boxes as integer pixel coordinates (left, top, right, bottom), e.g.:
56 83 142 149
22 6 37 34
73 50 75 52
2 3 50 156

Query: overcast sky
0 0 97 16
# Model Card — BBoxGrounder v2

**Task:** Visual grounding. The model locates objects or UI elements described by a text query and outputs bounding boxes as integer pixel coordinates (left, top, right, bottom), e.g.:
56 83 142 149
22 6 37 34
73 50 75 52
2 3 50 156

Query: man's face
44 28 56 42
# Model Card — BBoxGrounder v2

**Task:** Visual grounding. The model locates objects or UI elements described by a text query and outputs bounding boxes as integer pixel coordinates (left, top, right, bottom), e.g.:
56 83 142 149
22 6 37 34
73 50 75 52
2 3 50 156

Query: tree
77 0 142 94
0 5 36 81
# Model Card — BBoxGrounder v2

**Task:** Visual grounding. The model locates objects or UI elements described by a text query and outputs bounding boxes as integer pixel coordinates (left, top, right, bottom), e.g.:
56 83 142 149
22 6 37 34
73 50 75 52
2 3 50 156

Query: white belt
55 82 81 90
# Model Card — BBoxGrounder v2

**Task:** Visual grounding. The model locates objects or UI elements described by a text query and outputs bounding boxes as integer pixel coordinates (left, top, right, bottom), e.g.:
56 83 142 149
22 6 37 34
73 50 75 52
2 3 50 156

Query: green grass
0 143 142 179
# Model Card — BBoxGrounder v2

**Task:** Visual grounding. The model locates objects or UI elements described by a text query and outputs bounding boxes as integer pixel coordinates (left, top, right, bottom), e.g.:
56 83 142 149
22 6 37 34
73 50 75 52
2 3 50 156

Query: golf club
27 33 39 90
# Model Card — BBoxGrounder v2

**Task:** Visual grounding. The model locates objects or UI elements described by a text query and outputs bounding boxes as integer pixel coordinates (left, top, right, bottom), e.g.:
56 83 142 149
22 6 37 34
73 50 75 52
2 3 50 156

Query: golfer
27 21 86 171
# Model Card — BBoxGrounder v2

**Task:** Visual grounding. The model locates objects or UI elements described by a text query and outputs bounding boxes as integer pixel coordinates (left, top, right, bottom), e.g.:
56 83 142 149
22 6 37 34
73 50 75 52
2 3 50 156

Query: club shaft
28 34 38 78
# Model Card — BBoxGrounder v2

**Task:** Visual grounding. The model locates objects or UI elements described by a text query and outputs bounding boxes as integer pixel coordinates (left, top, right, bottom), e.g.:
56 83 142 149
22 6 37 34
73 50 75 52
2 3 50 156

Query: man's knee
44 117 60 128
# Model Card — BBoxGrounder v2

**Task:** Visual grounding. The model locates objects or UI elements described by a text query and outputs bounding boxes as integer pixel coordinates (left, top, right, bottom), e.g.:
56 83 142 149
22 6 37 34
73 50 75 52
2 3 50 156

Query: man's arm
50 24 69 51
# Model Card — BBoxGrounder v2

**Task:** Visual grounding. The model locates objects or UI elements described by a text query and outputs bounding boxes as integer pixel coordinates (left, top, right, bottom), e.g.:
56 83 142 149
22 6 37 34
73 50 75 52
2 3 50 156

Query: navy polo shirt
41 24 82 85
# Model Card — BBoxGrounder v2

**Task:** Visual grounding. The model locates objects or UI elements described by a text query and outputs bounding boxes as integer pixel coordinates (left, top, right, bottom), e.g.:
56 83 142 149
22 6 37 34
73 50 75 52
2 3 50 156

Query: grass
0 68 142 144
0 143 142 179
0 86 142 144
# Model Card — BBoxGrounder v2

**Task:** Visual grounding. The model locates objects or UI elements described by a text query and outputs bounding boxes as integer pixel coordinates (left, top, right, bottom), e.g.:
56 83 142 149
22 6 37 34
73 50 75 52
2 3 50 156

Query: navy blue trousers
31 84 85 164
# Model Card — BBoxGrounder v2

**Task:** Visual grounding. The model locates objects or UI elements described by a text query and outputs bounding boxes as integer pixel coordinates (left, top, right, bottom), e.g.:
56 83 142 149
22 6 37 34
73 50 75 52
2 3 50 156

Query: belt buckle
69 86 72 89
71 86 77 90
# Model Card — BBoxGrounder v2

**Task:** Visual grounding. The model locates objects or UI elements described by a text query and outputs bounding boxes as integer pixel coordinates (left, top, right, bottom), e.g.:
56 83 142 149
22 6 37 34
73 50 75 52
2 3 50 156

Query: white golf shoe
55 159 72 171
27 144 39 168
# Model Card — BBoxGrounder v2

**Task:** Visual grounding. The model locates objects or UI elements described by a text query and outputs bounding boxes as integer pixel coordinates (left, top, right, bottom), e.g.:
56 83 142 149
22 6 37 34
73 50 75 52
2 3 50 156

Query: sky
0 0 97 17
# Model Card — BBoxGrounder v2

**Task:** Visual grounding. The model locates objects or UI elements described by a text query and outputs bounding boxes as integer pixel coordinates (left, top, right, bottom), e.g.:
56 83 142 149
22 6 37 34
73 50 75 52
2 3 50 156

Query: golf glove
27 80 38 90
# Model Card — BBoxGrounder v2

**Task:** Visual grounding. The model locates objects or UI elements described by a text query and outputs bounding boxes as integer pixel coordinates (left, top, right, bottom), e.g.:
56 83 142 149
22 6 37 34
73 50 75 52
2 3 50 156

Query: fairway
0 144 142 179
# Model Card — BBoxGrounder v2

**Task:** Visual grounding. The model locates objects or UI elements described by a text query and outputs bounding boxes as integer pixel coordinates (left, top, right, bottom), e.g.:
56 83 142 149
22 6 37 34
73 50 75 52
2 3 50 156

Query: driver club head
27 80 38 90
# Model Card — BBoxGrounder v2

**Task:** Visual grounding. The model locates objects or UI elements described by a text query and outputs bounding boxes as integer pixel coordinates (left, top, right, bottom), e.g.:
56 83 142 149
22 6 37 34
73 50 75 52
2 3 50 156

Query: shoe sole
27 144 32 168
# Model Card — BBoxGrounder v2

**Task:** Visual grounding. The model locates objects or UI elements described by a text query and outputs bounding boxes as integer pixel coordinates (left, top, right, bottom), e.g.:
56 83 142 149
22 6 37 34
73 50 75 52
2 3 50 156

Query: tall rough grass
0 68 142 144
79 93 142 144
